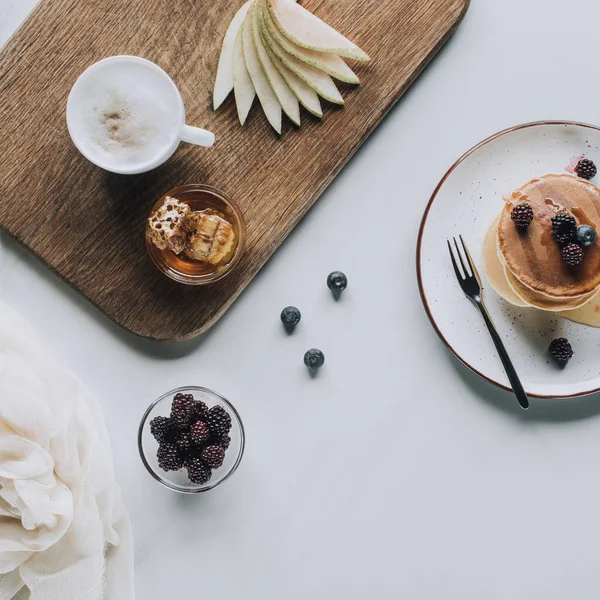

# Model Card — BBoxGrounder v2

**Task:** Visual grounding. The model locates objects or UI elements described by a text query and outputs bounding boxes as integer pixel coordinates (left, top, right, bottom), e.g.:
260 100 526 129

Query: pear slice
242 10 282 133
213 0 253 110
259 0 359 84
250 3 300 126
255 0 321 117
261 32 323 118
267 0 370 61
232 27 256 125
258 10 343 105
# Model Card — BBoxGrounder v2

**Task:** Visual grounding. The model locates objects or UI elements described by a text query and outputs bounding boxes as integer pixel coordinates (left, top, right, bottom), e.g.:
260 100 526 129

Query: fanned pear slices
251 2 300 126
260 0 359 84
261 33 323 117
258 3 344 106
267 0 369 61
213 0 369 132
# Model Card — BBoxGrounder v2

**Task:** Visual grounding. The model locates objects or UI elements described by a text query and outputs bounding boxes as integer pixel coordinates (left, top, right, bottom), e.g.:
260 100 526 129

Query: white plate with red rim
417 121 600 399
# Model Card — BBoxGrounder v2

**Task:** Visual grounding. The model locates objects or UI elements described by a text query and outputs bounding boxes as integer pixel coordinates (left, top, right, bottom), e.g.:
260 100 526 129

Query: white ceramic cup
66 56 215 175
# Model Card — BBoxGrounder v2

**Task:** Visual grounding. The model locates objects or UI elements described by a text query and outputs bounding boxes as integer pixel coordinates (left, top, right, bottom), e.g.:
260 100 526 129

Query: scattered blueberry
576 224 597 247
304 349 325 369
327 271 347 292
281 306 301 328
575 158 597 180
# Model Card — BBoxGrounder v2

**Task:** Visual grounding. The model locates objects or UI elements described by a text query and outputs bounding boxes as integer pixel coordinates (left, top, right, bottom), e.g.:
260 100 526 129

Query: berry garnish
304 348 325 369
549 338 573 364
157 443 184 472
551 213 577 244
281 306 301 328
149 416 173 443
575 158 597 180
576 224 597 247
206 406 232 437
561 243 584 267
327 271 347 292
511 202 534 228
201 445 226 469
190 420 211 444
186 457 212 484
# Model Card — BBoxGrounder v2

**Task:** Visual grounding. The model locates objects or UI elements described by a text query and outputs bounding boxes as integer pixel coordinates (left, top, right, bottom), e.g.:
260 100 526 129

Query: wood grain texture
0 0 469 340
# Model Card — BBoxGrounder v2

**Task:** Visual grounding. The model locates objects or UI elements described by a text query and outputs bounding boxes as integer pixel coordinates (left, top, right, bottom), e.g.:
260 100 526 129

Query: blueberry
576 224 597 247
281 306 301 327
327 271 347 292
304 349 325 369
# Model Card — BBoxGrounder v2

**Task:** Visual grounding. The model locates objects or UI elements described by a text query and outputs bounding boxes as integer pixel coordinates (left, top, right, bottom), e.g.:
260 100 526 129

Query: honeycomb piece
148 197 191 254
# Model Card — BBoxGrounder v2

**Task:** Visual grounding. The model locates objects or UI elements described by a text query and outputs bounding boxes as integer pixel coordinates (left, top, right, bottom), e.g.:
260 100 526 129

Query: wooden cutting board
0 0 469 340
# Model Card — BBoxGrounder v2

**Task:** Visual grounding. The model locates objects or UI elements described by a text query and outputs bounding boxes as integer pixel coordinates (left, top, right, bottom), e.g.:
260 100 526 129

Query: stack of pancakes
484 173 600 311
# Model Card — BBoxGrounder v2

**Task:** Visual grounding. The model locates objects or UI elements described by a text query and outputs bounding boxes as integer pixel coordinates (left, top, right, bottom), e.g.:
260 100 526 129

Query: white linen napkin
0 301 134 600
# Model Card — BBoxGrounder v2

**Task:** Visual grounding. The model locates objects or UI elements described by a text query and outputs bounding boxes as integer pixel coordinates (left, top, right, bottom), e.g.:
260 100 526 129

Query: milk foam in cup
66 56 215 175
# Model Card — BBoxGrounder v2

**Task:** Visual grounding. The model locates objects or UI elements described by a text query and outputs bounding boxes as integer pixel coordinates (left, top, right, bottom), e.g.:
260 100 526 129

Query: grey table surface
2 0 600 597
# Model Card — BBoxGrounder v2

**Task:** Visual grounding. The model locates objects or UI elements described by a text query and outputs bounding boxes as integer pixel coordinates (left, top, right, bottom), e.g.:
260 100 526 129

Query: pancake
483 215 597 311
497 174 600 297
483 217 528 307
503 265 598 311
562 292 600 327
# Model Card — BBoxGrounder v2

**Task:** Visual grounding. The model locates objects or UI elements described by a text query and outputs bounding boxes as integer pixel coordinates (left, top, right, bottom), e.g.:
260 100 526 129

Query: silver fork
447 236 529 410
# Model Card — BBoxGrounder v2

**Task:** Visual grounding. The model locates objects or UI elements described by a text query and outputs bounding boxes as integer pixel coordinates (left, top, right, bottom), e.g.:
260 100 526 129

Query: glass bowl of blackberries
138 387 245 493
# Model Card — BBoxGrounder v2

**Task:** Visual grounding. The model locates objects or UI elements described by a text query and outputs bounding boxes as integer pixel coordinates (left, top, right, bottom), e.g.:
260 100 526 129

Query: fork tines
447 235 481 296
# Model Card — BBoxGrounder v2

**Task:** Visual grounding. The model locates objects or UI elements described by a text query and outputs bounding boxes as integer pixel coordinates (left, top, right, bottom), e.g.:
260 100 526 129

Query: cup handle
180 124 215 147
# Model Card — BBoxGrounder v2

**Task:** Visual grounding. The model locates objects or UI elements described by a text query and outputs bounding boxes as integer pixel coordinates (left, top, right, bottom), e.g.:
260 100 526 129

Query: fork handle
477 302 529 410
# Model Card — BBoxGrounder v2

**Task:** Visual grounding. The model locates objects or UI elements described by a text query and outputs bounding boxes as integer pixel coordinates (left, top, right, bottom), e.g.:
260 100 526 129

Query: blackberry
561 243 583 267
171 409 191 430
327 271 347 292
191 400 209 421
549 338 573 364
186 457 212 484
551 213 577 243
575 158 597 180
171 393 195 429
281 306 301 328
511 202 534 228
172 394 194 412
201 445 226 469
206 406 232 437
149 416 173 443
217 433 231 449
157 443 183 472
175 432 192 454
304 348 325 369
576 224 597 247
190 420 211 444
